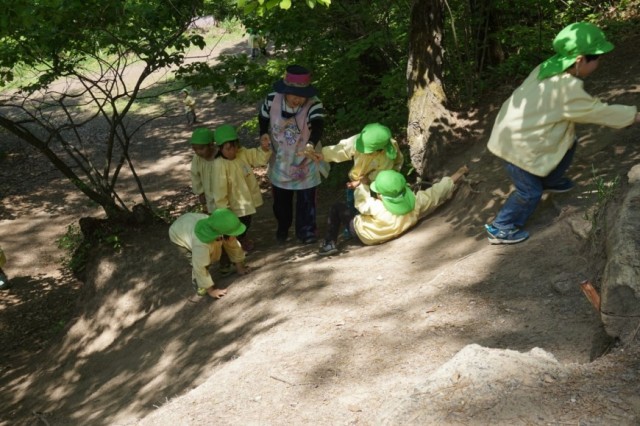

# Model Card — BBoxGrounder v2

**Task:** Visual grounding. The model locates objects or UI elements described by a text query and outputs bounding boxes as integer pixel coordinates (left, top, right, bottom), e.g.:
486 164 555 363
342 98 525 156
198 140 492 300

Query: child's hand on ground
451 165 469 184
207 287 227 299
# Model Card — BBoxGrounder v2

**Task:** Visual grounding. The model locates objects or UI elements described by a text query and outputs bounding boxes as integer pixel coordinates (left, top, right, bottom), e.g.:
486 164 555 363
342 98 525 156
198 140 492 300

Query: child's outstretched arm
451 165 469 184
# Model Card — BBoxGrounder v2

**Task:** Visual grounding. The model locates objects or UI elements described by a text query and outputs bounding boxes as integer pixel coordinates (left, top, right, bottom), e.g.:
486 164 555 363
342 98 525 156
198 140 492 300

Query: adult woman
258 65 326 244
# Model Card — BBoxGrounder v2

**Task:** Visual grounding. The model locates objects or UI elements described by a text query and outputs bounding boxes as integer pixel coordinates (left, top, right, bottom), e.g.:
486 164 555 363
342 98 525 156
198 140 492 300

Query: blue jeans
493 141 576 230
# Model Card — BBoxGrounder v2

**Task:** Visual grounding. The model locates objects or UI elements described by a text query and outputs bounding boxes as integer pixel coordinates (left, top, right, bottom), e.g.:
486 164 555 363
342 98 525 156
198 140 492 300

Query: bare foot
207 287 227 299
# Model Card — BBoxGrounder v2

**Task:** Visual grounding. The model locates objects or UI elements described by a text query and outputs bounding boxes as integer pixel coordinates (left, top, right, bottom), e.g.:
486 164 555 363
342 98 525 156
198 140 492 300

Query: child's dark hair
585 54 600 62
215 140 240 159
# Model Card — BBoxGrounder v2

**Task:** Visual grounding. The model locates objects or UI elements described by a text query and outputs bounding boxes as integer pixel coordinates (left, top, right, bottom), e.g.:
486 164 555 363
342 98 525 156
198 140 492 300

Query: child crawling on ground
169 208 247 299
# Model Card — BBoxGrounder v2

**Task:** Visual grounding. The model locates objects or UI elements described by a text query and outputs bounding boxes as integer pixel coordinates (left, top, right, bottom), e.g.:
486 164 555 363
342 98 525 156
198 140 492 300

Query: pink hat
273 65 317 98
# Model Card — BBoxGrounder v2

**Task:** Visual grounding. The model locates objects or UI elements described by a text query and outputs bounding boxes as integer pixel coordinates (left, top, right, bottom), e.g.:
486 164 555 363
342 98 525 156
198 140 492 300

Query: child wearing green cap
189 127 218 214
318 166 468 255
313 122 404 211
169 209 248 299
316 123 404 188
211 124 271 252
485 22 640 245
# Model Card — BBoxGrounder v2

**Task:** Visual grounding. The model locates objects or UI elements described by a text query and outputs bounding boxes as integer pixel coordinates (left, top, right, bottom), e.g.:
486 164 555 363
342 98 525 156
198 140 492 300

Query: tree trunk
406 0 450 179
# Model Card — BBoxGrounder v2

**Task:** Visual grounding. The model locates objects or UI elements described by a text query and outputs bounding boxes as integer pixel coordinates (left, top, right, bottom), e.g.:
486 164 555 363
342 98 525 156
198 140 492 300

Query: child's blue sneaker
543 178 575 193
485 224 529 245
318 240 339 256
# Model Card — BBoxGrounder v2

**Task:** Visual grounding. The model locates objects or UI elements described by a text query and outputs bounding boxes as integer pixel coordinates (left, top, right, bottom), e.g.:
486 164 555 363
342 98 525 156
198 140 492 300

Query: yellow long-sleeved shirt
488 66 637 177
191 154 217 213
168 213 245 290
321 135 404 182
183 95 195 112
353 177 455 245
211 147 271 217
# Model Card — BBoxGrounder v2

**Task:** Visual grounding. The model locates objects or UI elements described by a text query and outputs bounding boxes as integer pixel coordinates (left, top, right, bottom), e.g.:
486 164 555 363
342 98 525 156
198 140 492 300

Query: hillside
1 27 640 426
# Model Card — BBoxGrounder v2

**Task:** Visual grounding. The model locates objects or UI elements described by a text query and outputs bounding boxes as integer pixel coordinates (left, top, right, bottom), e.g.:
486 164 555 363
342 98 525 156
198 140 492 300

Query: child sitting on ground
190 127 218 214
169 209 247 299
212 124 271 252
485 22 640 244
314 122 404 211
319 166 468 255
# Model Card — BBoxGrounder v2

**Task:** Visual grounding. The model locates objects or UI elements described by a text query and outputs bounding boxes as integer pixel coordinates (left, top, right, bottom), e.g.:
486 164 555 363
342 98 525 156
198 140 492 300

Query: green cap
194 208 246 244
355 123 396 160
538 22 614 80
214 124 239 145
190 128 214 145
370 170 415 215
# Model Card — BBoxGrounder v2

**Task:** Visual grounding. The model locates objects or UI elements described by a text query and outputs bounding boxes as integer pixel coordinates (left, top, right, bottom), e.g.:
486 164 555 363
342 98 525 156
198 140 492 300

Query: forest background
1 0 640 424
2 0 639 223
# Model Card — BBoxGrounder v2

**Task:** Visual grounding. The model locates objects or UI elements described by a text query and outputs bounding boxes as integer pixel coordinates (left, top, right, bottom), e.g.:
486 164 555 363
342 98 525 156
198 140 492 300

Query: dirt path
1 28 640 426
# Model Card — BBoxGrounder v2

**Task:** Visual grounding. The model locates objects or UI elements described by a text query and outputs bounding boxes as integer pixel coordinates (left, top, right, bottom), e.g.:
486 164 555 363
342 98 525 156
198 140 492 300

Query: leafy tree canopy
0 0 206 91
0 0 207 220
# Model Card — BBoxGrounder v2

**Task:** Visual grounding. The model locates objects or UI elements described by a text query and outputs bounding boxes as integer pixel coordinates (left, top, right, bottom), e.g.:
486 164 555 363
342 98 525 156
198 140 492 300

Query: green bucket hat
355 123 397 160
190 127 214 145
538 22 614 80
194 208 246 243
214 124 239 145
370 170 415 215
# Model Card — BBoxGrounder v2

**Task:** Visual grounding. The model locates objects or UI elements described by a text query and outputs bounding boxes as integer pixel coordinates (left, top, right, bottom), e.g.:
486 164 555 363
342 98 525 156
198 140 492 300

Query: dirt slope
1 28 640 426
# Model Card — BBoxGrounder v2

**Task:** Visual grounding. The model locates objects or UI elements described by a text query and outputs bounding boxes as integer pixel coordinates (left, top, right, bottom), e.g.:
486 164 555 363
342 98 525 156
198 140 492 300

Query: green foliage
238 0 331 15
219 17 245 34
584 165 621 243
591 165 621 205
0 0 210 219
57 222 124 275
183 0 409 151
442 0 640 105
0 0 206 90
57 224 89 274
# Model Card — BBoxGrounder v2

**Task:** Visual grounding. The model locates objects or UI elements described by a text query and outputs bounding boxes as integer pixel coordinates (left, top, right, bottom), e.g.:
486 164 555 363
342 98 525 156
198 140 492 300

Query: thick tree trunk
406 0 450 179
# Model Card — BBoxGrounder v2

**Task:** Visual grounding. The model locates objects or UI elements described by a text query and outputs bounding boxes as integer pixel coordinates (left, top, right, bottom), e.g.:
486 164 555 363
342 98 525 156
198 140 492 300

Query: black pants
272 185 317 241
238 215 252 239
324 201 359 243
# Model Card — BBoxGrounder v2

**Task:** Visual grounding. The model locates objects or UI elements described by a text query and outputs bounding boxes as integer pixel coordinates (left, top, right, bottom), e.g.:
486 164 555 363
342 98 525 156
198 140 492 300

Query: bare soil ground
1 28 640 426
